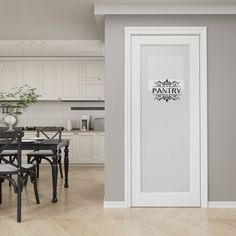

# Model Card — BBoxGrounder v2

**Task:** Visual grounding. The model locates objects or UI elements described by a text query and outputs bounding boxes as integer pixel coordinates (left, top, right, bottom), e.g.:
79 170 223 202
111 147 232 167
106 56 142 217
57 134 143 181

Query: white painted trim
208 202 236 208
0 40 104 57
95 4 236 15
124 27 132 208
124 27 208 208
200 29 208 208
104 201 128 208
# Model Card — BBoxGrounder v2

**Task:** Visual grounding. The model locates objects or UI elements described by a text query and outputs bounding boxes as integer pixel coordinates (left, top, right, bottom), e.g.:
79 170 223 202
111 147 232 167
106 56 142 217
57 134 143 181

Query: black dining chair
0 130 40 223
0 128 24 162
0 128 25 162
0 127 23 186
26 127 64 180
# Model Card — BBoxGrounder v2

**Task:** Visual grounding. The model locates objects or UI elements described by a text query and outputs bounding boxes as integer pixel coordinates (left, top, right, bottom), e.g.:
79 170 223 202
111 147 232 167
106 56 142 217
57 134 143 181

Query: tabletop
0 139 70 151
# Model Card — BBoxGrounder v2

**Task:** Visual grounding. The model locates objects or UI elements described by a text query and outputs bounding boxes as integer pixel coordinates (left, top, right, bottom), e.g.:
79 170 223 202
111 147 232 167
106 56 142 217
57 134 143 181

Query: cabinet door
93 133 105 163
39 62 60 100
77 133 94 163
61 62 82 100
82 81 104 100
84 60 104 81
22 61 40 92
0 62 23 93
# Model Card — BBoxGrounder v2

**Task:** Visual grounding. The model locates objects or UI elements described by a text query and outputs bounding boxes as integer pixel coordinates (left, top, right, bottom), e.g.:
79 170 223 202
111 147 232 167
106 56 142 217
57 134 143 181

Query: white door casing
124 27 208 208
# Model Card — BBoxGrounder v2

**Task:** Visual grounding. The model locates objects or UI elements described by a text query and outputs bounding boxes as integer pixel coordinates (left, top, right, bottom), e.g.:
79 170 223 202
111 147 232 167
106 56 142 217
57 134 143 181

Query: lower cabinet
73 132 105 164
93 133 105 163
76 133 94 163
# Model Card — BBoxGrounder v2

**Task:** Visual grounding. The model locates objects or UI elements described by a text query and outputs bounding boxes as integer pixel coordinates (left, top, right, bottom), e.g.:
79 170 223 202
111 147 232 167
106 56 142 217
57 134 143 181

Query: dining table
0 138 70 203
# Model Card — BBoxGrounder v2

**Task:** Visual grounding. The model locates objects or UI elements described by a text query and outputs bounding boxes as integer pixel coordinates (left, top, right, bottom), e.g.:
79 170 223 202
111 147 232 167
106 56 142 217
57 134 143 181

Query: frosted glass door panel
141 46 190 193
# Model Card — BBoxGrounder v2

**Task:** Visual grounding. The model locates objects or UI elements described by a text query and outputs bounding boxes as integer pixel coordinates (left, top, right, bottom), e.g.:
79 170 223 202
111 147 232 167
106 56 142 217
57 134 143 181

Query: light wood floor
1 166 236 236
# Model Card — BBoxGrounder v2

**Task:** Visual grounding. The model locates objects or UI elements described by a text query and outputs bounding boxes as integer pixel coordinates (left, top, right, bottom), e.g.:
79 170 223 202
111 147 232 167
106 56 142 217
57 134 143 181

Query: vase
3 115 17 131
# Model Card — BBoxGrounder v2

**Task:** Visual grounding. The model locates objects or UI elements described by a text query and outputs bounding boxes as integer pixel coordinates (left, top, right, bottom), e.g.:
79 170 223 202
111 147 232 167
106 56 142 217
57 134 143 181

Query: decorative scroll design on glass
152 79 183 102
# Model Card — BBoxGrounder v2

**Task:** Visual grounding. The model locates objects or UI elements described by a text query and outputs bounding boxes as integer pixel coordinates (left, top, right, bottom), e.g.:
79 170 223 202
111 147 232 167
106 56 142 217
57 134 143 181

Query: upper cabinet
82 60 104 100
17 61 60 100
84 60 104 81
22 61 39 89
0 59 104 101
0 62 23 93
82 82 104 100
39 62 60 100
60 62 82 100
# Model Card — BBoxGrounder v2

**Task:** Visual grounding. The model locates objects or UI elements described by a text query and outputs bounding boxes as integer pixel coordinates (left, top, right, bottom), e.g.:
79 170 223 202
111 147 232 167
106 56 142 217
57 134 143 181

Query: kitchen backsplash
0 101 104 129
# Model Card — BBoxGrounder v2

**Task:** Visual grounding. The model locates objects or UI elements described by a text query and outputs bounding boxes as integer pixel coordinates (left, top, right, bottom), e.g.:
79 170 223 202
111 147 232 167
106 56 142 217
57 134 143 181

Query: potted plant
0 85 40 131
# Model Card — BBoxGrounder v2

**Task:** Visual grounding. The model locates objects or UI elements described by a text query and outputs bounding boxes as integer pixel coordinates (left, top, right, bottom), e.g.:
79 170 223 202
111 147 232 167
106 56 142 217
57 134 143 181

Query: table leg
64 145 69 188
51 150 58 203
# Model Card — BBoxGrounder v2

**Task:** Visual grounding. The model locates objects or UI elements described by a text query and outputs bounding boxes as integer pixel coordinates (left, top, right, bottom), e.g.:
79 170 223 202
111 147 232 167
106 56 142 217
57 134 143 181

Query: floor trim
208 201 236 208
104 201 236 208
103 201 128 208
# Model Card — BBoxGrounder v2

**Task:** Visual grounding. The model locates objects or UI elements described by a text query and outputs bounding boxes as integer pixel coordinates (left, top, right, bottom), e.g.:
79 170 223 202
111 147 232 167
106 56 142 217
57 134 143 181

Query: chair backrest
0 130 24 169
36 127 63 141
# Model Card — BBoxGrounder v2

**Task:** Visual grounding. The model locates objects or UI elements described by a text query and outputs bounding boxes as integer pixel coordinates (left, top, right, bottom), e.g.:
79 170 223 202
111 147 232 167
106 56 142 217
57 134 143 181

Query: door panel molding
124 27 208 208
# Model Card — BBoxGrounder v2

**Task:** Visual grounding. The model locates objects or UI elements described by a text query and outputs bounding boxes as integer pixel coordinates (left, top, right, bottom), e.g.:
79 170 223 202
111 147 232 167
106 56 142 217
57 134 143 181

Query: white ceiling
0 0 235 55
0 0 94 21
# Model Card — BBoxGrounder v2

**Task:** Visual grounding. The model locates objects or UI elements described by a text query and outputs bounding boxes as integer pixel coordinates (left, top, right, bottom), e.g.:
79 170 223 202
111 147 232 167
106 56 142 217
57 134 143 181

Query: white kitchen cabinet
22 62 40 90
82 81 104 100
39 62 60 100
75 132 104 164
82 60 104 100
0 62 23 93
0 61 60 100
76 133 94 163
21 61 60 100
60 62 82 100
84 60 104 81
0 59 104 101
62 132 105 164
93 133 105 163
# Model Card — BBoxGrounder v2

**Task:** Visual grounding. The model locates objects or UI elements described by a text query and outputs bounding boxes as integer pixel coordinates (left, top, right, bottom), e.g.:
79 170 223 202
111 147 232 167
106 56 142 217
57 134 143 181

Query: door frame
124 27 208 208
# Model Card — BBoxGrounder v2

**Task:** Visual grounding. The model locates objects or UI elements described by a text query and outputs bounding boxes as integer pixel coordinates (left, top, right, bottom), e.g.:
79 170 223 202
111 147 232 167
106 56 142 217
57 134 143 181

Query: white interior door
131 35 201 207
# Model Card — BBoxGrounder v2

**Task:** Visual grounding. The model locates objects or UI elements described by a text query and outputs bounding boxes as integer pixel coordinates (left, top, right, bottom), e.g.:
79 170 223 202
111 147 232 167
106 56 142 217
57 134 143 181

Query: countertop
64 129 104 133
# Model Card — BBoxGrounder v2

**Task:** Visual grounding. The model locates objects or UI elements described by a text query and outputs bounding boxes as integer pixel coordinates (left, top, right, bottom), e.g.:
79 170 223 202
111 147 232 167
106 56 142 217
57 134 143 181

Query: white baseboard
208 201 236 208
104 201 236 208
103 201 128 208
